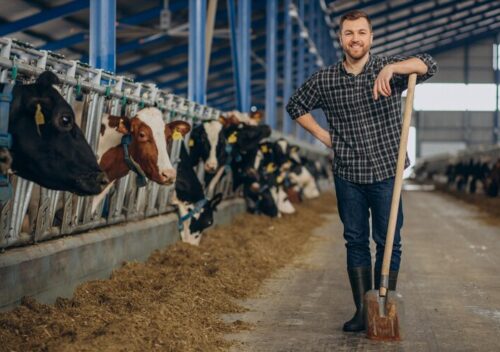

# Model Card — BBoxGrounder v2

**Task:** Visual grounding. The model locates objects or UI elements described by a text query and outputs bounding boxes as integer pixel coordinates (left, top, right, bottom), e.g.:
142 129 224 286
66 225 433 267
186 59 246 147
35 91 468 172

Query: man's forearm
389 57 428 75
295 113 332 147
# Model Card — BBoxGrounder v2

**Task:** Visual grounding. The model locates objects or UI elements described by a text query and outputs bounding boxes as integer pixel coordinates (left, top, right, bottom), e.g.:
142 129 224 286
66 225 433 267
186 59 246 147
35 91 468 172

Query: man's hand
373 64 394 100
317 129 332 148
295 113 332 148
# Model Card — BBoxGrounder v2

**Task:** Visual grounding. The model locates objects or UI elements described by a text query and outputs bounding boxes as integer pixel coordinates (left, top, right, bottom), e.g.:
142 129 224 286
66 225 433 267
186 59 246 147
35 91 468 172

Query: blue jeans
334 175 403 271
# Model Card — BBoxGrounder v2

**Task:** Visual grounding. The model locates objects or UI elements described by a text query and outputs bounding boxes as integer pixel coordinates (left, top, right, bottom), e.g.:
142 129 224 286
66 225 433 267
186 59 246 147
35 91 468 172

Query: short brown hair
339 10 372 32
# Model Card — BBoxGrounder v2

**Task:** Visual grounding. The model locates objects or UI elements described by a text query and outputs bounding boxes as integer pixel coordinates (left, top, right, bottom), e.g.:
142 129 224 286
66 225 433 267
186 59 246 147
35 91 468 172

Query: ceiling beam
374 3 500 52
373 3 500 54
385 19 500 56
0 0 89 36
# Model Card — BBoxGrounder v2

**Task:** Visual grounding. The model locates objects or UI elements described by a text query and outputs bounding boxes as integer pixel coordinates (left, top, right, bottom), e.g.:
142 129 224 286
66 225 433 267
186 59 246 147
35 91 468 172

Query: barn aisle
224 191 500 352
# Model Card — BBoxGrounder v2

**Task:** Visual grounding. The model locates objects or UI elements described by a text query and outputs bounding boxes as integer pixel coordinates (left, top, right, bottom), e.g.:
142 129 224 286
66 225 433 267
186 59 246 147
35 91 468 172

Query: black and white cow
288 147 320 199
222 123 272 190
253 140 296 216
0 71 108 195
271 139 320 200
173 142 223 245
189 120 227 174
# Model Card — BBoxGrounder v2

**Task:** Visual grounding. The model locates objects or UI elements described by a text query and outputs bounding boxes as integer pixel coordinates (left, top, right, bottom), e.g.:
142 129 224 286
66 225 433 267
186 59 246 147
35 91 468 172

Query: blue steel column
307 0 316 144
227 0 241 109
495 33 500 144
238 0 251 112
309 0 315 75
282 0 293 135
296 0 306 140
265 0 277 130
90 0 116 72
188 0 207 103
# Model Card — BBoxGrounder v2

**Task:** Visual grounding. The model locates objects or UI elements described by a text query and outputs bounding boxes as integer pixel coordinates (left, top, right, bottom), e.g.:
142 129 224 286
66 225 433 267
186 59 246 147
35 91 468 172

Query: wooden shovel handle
379 73 417 297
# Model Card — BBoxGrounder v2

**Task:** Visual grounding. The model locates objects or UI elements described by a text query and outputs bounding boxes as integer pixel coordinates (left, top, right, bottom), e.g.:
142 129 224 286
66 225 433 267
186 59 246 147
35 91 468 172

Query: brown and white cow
97 107 184 184
92 107 190 210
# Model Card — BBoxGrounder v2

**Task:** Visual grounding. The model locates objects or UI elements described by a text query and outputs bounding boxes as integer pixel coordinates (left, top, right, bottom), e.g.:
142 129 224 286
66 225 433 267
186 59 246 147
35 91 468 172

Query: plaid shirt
286 53 437 184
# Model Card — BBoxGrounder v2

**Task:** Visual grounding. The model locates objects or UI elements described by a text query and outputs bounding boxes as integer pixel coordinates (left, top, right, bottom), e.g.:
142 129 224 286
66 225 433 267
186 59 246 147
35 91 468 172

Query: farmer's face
340 18 373 60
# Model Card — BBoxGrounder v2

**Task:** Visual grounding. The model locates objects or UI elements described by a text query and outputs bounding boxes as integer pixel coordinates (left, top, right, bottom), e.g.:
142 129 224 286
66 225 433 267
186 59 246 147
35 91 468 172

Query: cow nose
97 172 109 190
204 162 218 173
160 169 176 184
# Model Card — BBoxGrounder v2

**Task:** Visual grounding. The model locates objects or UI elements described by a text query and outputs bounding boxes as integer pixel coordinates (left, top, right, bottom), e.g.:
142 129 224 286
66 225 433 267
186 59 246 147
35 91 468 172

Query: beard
343 43 370 61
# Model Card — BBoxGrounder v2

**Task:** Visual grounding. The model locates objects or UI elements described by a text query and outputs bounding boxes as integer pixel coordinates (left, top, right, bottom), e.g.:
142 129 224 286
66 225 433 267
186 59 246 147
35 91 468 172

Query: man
286 10 437 332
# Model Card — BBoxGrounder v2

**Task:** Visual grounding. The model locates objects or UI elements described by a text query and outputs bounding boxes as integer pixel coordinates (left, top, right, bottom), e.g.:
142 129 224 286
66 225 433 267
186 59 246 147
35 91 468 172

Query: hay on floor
0 193 337 352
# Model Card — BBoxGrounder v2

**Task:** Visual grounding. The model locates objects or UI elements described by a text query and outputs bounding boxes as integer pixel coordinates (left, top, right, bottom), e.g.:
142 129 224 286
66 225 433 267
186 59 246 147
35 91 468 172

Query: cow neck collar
0 83 14 202
177 198 208 231
120 134 147 187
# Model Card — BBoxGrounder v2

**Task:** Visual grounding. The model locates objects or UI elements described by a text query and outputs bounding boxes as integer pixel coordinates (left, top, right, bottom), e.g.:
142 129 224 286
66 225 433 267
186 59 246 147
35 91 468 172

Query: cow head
165 120 191 147
8 71 108 195
175 193 223 246
244 181 279 218
274 138 292 167
225 124 272 155
189 120 227 173
99 108 189 185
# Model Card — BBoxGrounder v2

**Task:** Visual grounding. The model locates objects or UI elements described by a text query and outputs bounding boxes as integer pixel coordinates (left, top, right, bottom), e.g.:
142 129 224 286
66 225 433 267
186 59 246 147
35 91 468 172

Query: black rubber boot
374 268 399 290
343 266 372 332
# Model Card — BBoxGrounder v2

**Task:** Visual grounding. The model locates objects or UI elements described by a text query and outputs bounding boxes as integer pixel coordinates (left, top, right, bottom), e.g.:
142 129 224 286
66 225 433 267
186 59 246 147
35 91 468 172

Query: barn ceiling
0 0 498 112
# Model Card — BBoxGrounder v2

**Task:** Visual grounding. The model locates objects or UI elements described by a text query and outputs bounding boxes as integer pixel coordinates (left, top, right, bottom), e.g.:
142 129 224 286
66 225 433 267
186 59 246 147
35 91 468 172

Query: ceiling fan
115 0 187 40
115 0 229 41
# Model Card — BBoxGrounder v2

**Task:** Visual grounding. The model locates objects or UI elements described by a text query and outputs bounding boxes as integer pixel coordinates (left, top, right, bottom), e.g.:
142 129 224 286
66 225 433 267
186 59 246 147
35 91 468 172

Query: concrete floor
224 191 500 351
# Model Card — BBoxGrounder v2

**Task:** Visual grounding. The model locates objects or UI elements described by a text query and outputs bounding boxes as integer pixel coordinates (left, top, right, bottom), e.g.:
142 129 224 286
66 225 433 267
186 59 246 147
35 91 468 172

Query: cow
224 110 264 126
223 123 272 188
239 139 296 217
486 158 500 197
202 122 273 198
188 120 227 174
272 141 320 200
91 108 190 211
98 108 184 184
0 71 108 196
289 150 320 200
173 142 223 245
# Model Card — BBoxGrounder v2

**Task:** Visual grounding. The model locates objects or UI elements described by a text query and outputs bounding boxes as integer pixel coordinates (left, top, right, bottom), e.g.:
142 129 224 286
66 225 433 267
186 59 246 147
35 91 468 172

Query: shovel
364 73 417 341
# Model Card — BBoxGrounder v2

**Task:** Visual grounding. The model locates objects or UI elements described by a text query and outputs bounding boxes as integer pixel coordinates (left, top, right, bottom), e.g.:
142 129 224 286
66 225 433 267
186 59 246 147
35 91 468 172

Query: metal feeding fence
0 37 235 250
0 37 329 251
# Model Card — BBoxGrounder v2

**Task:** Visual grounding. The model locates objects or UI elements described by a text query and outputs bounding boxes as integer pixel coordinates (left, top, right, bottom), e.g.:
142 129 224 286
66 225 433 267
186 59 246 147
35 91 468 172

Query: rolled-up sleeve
386 53 438 88
286 71 322 120
412 53 438 83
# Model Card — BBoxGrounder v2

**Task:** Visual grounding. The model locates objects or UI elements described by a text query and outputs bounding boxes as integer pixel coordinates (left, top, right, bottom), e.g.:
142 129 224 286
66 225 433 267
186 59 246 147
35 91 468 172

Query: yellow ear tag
35 103 45 126
34 103 45 136
266 162 276 173
172 130 182 141
228 132 238 144
277 175 284 184
260 145 269 153
188 138 195 147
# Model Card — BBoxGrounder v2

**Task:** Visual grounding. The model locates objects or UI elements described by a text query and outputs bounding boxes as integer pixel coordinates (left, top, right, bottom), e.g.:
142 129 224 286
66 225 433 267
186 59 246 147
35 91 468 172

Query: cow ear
219 115 230 127
290 145 300 153
209 193 223 211
129 117 141 134
36 71 60 88
107 115 131 134
165 120 191 143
